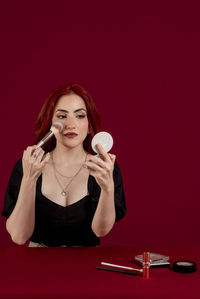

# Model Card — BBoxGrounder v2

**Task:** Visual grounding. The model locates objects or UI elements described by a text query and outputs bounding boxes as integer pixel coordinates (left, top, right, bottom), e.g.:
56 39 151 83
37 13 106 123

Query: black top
2 159 126 247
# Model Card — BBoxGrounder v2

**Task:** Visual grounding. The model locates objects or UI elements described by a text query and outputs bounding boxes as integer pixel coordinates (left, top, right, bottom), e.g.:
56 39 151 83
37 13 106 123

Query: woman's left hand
83 144 116 191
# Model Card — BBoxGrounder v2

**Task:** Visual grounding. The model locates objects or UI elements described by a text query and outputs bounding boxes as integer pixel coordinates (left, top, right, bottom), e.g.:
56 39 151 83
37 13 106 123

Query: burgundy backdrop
1 0 200 247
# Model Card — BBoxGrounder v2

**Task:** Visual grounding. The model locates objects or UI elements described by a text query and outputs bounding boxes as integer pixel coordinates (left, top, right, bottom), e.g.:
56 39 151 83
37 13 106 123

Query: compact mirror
91 132 113 153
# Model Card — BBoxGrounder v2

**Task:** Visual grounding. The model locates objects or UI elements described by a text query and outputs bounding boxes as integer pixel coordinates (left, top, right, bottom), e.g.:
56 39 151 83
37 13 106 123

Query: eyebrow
56 108 87 113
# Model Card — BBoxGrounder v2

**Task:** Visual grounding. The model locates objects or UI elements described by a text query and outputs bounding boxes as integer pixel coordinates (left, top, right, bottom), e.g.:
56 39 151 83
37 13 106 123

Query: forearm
91 184 116 237
6 177 37 245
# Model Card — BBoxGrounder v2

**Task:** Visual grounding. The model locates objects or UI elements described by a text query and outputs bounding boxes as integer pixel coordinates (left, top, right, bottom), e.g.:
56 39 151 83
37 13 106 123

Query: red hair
34 84 102 153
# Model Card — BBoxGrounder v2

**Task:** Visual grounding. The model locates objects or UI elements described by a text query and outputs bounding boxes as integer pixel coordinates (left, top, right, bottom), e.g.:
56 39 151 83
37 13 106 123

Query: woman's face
52 93 89 150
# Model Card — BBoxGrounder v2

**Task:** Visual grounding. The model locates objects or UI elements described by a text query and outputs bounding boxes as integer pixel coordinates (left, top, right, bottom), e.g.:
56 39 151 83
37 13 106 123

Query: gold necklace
52 154 87 197
53 162 76 179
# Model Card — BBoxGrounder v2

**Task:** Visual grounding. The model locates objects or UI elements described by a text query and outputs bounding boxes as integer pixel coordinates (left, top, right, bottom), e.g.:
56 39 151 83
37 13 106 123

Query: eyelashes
56 114 87 119
77 115 86 119
56 115 66 119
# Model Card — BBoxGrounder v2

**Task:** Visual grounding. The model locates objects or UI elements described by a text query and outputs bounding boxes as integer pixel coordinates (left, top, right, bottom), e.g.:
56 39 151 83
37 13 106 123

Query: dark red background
1 0 200 247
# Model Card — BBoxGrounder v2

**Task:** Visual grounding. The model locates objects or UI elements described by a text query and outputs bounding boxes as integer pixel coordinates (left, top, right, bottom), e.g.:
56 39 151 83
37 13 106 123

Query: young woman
2 84 126 247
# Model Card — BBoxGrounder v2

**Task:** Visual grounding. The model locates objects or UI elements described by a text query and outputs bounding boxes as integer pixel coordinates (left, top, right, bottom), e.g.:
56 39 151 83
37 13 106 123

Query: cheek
52 116 65 127
80 119 89 133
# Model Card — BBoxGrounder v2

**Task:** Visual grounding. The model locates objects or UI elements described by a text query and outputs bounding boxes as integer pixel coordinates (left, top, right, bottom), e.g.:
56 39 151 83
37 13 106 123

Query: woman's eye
76 114 86 119
57 114 66 119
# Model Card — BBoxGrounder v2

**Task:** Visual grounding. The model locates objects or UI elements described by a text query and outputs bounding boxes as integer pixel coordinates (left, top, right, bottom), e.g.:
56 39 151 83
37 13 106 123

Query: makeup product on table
96 267 139 275
135 252 170 268
172 261 197 273
143 252 150 278
96 262 143 276
101 262 143 273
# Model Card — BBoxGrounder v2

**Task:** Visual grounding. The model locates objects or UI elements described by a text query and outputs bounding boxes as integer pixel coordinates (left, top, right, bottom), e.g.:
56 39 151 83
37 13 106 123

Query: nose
64 116 76 130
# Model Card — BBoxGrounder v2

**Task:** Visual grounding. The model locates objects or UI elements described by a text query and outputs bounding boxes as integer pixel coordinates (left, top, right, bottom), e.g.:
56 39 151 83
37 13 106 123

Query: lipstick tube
143 252 150 278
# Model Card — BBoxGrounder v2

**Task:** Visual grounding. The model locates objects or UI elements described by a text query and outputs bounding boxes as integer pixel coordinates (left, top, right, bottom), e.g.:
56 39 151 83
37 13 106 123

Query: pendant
61 190 67 196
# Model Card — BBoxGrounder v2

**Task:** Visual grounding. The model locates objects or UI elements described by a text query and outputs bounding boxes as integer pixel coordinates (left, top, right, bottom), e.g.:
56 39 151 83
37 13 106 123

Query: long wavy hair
34 84 102 153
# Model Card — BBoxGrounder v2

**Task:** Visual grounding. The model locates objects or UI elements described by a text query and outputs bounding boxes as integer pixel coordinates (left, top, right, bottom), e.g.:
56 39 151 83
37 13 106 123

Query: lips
64 132 78 138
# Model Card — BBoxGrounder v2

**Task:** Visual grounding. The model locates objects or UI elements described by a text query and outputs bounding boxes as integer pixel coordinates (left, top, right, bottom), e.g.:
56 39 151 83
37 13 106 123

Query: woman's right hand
22 145 50 181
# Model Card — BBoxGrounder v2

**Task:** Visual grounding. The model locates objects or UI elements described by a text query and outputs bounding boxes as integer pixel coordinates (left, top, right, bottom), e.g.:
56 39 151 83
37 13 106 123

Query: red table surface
0 246 199 299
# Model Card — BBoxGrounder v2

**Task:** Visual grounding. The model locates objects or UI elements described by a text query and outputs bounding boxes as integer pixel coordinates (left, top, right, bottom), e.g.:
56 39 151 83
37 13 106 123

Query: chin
63 140 84 149
56 136 87 149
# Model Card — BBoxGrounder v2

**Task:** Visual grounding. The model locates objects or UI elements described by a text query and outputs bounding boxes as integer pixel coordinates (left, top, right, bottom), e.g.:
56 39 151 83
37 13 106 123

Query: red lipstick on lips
64 132 78 138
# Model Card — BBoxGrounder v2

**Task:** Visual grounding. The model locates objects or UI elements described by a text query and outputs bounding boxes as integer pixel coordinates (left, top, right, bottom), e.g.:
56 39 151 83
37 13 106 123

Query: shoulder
13 158 23 172
9 158 23 179
113 161 124 184
113 161 121 173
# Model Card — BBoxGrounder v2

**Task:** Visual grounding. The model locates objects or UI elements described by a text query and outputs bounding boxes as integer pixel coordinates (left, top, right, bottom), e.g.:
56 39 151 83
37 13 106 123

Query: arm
84 144 116 237
6 146 50 245
91 184 115 237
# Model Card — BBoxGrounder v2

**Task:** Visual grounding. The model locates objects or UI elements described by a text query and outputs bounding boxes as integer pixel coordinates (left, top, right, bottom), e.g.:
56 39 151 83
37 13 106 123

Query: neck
51 144 87 166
